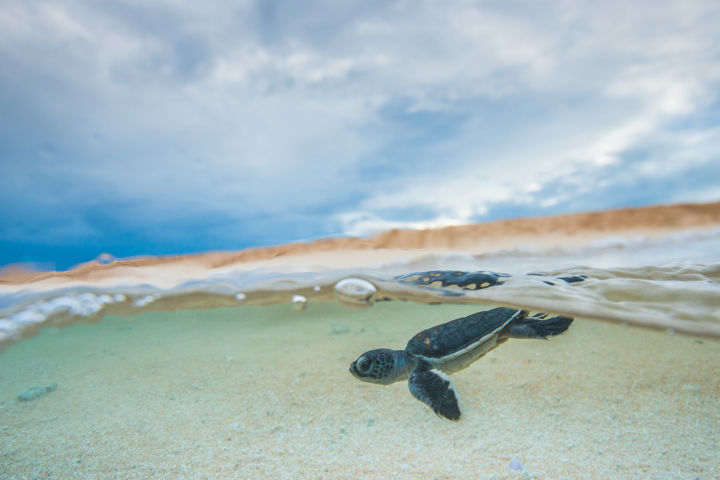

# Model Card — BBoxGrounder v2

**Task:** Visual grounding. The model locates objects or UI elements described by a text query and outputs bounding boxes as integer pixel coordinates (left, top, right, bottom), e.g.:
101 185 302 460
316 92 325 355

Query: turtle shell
406 307 524 358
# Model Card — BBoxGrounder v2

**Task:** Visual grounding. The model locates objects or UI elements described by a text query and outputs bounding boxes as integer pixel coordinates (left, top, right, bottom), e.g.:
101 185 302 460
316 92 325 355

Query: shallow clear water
1 302 718 479
1 230 719 478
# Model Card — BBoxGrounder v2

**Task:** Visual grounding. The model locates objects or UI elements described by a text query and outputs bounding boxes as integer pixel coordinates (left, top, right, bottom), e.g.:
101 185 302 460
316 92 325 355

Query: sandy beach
2 201 720 292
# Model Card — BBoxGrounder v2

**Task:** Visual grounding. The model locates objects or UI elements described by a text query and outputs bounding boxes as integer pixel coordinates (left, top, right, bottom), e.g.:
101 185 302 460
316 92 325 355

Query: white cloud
1 0 719 250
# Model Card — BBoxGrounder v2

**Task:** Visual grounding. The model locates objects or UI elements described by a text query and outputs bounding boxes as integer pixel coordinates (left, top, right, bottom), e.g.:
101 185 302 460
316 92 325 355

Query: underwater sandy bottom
1 302 718 480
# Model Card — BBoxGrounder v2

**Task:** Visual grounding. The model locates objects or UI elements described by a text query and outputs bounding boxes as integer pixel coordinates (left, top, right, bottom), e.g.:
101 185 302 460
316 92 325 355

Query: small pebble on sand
331 323 350 335
18 382 58 402
509 457 523 471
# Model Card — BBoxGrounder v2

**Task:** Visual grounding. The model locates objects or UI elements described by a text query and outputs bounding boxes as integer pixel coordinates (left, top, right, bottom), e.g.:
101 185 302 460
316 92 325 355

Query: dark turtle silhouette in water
395 270 511 290
349 307 573 420
396 270 588 290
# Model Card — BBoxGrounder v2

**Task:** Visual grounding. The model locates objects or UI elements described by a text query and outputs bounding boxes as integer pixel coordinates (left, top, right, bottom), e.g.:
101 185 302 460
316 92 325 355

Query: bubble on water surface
292 295 307 312
333 278 377 308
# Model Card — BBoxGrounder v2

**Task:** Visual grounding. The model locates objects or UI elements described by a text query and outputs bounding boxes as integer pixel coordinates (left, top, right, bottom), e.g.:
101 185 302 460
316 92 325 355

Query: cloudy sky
1 0 719 270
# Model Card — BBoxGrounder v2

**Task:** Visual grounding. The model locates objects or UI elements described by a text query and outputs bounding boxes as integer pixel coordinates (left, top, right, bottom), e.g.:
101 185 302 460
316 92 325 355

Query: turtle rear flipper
505 315 573 339
408 368 461 420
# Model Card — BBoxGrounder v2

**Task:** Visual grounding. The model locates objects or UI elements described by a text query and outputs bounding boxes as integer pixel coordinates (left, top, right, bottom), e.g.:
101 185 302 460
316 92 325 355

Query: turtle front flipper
408 368 461 421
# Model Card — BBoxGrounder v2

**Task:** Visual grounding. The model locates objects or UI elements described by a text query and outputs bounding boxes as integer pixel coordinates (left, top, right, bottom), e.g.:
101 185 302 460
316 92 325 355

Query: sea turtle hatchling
349 307 573 420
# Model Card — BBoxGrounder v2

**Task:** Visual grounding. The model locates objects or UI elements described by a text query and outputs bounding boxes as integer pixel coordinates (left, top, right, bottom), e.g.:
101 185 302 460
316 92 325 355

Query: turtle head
350 348 408 385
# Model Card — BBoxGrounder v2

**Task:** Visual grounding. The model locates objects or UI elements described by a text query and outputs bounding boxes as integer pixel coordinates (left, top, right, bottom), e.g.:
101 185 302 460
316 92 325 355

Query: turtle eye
357 357 372 374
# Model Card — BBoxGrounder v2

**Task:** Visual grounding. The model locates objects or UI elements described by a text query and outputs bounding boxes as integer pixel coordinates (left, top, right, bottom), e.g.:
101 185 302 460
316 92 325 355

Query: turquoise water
1 301 718 478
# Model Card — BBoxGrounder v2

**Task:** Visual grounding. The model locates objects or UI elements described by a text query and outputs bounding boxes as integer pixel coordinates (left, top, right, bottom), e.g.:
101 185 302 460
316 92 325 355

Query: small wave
1 263 719 353
1 230 719 352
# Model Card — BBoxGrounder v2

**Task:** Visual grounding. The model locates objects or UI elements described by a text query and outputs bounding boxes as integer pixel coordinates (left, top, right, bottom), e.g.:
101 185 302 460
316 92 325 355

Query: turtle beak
349 361 365 379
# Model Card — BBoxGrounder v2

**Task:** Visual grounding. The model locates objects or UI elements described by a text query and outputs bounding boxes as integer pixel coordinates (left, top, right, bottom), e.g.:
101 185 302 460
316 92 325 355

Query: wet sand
1 301 718 479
